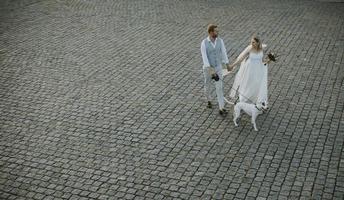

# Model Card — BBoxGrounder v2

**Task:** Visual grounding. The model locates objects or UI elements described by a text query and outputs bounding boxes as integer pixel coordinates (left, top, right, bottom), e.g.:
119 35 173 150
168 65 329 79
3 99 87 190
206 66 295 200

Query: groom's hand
208 66 215 75
211 73 220 81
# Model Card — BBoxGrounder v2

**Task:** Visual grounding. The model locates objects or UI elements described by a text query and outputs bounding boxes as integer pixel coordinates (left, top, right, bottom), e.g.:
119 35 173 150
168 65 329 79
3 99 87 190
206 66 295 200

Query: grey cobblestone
0 0 344 199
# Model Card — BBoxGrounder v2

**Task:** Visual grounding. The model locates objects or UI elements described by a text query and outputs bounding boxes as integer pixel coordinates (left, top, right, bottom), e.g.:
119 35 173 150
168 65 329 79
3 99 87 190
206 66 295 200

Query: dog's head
255 101 269 112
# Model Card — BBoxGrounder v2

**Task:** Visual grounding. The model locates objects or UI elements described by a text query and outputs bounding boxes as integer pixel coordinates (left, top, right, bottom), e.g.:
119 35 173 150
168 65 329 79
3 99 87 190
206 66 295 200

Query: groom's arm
201 40 210 69
220 39 229 64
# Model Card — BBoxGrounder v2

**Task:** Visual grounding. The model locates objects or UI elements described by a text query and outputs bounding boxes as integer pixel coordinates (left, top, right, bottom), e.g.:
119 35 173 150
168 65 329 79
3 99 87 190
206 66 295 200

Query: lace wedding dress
230 45 268 104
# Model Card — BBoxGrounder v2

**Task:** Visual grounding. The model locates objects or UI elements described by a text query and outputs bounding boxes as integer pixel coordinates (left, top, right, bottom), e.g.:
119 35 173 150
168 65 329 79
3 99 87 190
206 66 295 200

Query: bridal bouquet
265 52 278 65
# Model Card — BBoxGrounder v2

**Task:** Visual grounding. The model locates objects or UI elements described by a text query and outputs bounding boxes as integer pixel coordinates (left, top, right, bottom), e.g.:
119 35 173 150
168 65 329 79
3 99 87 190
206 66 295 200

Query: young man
201 24 231 115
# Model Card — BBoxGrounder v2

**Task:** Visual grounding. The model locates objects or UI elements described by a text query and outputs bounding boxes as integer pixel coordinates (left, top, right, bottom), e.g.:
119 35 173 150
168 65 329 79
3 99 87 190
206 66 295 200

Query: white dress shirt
201 36 229 69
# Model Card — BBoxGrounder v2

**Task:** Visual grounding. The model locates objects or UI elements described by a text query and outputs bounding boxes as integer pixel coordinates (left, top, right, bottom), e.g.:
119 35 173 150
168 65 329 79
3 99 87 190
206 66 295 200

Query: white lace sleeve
201 39 210 69
220 39 229 64
235 45 252 63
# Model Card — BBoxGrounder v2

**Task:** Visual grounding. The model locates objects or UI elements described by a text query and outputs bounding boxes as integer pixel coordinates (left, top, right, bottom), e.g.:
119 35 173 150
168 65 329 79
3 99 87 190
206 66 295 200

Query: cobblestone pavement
0 0 343 199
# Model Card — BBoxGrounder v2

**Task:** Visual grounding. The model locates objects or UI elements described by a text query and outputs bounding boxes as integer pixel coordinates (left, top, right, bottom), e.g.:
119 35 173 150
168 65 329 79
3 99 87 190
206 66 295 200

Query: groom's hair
208 24 217 33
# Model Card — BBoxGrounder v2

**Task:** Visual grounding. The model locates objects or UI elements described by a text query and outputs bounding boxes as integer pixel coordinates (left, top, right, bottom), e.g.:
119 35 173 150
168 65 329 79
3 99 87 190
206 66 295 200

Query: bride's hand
263 59 271 66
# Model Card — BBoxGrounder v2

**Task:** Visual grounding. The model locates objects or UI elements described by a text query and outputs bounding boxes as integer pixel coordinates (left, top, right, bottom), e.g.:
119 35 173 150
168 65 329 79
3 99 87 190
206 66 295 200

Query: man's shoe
207 101 212 108
219 109 228 115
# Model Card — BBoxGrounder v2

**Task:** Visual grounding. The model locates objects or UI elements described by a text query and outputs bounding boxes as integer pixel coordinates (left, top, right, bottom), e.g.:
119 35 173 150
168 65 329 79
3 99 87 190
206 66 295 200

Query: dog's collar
255 105 263 111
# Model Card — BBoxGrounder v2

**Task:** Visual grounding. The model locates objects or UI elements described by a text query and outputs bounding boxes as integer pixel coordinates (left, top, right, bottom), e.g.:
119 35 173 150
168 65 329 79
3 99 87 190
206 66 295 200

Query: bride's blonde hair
252 35 263 51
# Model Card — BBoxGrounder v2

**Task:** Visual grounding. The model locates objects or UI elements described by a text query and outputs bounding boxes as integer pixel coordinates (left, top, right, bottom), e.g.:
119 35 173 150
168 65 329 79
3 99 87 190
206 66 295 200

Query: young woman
227 36 269 105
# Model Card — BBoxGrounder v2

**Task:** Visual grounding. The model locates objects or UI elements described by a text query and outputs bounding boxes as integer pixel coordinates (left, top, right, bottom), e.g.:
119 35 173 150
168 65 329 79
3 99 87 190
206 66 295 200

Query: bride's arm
228 45 252 68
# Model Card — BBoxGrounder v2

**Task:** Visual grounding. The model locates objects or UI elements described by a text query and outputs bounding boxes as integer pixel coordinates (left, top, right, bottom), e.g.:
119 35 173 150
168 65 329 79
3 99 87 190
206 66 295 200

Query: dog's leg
233 106 240 126
252 114 258 131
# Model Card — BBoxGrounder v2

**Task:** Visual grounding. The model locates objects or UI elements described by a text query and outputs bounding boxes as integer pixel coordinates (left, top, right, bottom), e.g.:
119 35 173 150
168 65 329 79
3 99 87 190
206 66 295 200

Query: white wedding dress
230 45 268 104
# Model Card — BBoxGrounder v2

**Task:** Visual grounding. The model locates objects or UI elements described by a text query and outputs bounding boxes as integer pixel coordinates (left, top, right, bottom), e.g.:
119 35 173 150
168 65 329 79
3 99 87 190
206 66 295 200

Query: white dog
233 101 269 131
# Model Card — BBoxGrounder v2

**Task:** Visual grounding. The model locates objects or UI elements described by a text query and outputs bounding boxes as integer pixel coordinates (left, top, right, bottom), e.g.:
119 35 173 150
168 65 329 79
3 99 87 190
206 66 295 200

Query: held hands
226 63 235 71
